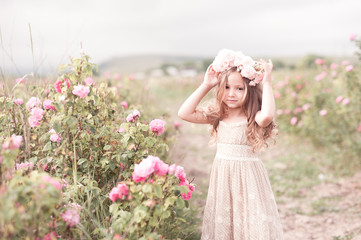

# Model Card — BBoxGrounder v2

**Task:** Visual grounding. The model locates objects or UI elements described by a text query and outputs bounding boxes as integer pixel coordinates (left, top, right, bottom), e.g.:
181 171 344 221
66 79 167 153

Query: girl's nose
229 89 236 96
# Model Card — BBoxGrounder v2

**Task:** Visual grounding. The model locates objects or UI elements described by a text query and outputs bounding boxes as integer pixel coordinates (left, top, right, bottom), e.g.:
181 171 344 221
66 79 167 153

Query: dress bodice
215 121 260 160
216 121 250 146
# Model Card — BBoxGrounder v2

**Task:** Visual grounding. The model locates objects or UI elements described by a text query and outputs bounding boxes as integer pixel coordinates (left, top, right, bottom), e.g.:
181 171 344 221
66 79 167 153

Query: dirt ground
170 121 361 240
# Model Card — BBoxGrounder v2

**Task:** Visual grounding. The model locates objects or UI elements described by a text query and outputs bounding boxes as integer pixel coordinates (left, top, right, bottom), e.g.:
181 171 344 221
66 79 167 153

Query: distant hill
98 54 209 74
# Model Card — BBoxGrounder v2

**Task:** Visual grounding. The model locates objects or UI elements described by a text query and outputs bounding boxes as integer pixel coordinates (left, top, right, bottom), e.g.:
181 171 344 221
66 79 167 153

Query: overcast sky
1 0 360 74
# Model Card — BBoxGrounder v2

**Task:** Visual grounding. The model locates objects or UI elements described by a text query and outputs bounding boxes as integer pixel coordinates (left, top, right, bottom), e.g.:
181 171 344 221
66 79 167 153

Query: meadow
0 37 361 239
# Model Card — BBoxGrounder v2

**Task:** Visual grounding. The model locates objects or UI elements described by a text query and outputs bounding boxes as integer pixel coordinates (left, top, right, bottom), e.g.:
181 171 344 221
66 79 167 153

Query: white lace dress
201 121 284 240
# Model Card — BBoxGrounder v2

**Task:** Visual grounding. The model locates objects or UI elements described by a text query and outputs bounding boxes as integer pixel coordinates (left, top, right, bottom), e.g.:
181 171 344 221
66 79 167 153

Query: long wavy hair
197 67 277 152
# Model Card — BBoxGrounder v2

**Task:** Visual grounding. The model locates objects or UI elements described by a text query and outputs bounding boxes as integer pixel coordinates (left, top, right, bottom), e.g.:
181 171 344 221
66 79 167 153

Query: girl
178 49 284 240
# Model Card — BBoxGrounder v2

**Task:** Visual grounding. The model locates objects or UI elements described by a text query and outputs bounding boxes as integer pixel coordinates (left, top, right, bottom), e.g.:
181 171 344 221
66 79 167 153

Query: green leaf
154 184 162 198
176 197 185 209
43 142 52 151
103 145 111 150
53 122 61 133
142 183 152 193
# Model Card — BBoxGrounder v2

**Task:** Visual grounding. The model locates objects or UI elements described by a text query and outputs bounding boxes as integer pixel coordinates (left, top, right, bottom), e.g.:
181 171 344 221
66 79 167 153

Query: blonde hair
197 67 277 152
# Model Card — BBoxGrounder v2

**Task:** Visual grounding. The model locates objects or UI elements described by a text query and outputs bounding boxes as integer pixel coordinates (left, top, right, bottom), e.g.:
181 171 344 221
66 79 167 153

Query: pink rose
345 65 354 72
116 127 126 133
319 109 327 116
212 49 236 72
342 98 350 105
26 97 41 111
72 85 90 98
241 66 257 80
42 175 62 191
290 117 298 126
14 98 24 105
50 133 62 143
109 183 129 202
276 109 283 115
61 209 80 226
42 231 57 240
274 92 281 99
31 107 45 121
84 77 94 86
315 58 324 65
342 60 350 66
284 109 291 115
336 96 343 103
330 63 338 70
126 109 141 122
28 116 41 128
349 33 356 41
149 119 166 136
168 164 177 175
43 99 55 110
358 124 361 132
132 156 157 182
54 78 70 93
179 180 195 201
16 77 24 84
120 101 128 109
153 158 169 176
16 161 34 171
315 71 327 81
175 166 186 183
239 56 255 68
302 103 311 111
174 121 181 128
2 134 23 150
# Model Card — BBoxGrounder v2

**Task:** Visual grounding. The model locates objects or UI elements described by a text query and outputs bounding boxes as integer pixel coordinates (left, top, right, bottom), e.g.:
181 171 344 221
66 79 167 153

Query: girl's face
222 71 246 109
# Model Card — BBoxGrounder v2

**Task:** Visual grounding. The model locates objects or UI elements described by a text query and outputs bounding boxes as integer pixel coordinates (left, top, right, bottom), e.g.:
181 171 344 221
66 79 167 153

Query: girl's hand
203 64 219 88
259 59 273 83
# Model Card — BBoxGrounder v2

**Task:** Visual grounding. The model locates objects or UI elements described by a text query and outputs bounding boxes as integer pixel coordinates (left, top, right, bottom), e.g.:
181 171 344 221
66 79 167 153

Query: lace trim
215 143 259 161
219 120 247 127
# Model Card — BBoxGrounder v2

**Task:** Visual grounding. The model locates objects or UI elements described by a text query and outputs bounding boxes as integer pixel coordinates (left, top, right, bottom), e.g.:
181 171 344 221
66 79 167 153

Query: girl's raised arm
255 59 276 128
178 65 219 124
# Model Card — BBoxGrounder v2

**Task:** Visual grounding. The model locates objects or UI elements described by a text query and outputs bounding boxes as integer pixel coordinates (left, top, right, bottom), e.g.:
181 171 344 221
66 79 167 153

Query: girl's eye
238 88 244 90
225 86 229 89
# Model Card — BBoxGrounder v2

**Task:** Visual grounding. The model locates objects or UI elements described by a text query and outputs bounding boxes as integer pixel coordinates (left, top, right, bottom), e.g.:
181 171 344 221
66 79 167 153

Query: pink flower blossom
296 84 303 90
342 60 350 66
2 134 23 150
315 71 327 81
330 63 338 70
149 119 166 136
302 103 311 111
14 98 24 105
293 107 303 114
331 71 337 78
345 65 354 72
31 107 45 121
54 78 70 93
284 109 291 115
336 96 343 103
153 157 169 176
120 101 128 109
84 77 94 86
241 66 257 80
175 166 186 183
295 75 301 80
26 97 41 111
42 175 62 191
342 98 350 105
315 58 324 65
319 109 327 116
349 33 356 41
43 99 55 110
16 161 34 170
174 121 181 128
276 109 283 115
358 124 361 132
179 180 195 201
42 231 57 240
108 183 129 202
16 77 24 84
116 127 126 133
50 133 62 143
72 85 90 98
290 117 298 126
132 156 157 183
168 164 177 175
126 109 141 122
212 49 236 72
61 209 80 226
28 116 41 128
274 92 281 99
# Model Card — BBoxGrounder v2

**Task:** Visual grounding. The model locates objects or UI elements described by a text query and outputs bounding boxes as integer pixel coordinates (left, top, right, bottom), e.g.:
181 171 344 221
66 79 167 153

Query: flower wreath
211 49 264 86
